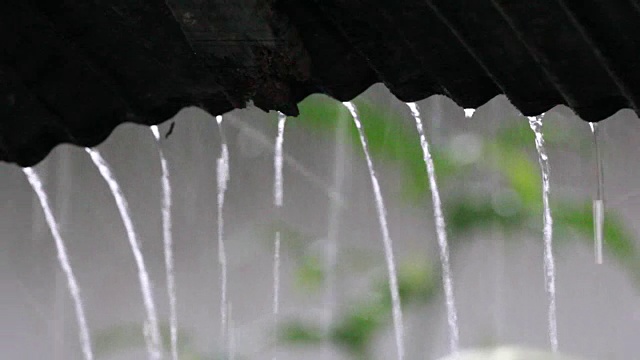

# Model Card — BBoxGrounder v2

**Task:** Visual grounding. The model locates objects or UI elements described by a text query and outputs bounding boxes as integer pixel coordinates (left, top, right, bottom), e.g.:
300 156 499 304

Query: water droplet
150 125 161 141
464 108 476 118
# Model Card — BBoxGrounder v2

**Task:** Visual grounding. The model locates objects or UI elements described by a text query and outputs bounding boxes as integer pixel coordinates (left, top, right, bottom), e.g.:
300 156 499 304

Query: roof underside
2 0 640 166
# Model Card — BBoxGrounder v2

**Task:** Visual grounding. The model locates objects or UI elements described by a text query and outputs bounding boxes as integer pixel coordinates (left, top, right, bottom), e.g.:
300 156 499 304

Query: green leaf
280 322 325 344
446 197 526 238
373 259 438 306
331 300 386 356
486 143 541 208
295 255 325 291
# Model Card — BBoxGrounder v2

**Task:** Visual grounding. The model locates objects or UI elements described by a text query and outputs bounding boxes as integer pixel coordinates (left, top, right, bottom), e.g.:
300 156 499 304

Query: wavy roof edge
2 1 640 166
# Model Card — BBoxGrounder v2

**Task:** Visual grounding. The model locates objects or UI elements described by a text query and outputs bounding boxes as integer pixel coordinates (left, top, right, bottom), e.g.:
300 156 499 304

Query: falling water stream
16 99 593 359
343 101 405 360
228 301 236 360
589 122 605 264
407 102 460 354
151 125 178 360
273 111 287 359
85 148 163 360
527 115 558 353
23 168 94 360
215 115 230 350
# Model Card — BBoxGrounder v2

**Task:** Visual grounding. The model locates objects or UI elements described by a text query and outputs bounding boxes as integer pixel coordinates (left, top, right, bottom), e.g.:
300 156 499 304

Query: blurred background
2 84 640 359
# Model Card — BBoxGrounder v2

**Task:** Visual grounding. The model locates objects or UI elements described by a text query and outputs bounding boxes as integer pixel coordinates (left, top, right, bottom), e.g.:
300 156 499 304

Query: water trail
589 122 605 264
323 108 348 349
273 111 287 360
23 168 94 360
274 112 286 209
85 148 163 359
406 102 460 353
343 101 405 360
464 108 476 118
527 115 558 352
215 115 230 348
151 125 178 360
228 301 236 360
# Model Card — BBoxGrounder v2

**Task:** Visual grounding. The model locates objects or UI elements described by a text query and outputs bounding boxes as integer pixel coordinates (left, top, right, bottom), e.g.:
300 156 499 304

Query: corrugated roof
2 0 640 166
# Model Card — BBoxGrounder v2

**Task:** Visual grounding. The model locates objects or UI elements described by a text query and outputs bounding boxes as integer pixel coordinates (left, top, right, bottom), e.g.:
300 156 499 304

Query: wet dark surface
2 1 640 166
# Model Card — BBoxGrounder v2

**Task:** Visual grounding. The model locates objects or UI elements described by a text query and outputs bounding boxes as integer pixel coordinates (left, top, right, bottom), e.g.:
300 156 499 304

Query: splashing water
406 102 460 353
527 115 558 352
151 125 178 360
464 108 476 118
343 101 405 360
273 111 287 359
215 115 230 346
23 168 94 360
85 148 163 360
589 122 605 264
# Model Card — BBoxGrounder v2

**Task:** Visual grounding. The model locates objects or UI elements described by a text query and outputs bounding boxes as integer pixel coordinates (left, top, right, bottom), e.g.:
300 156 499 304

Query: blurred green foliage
279 95 640 359
289 96 461 201
95 94 639 359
